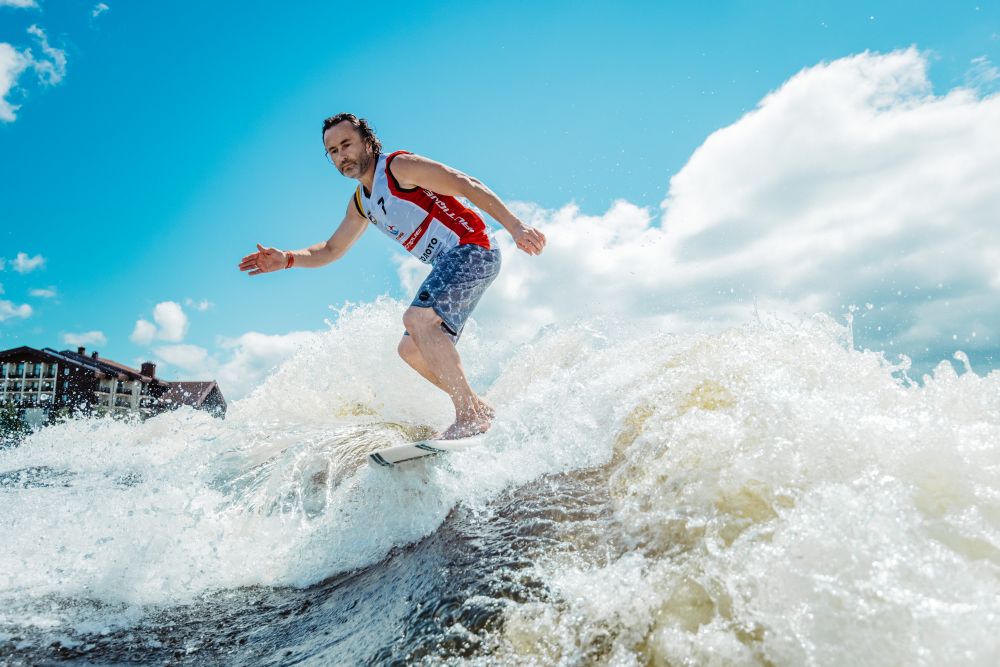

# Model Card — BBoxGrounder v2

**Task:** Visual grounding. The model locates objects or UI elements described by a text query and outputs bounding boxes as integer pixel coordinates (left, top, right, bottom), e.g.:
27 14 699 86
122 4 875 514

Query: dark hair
321 113 382 156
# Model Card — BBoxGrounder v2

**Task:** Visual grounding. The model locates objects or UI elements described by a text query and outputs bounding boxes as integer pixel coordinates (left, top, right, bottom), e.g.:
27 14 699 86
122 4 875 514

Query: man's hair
321 113 382 156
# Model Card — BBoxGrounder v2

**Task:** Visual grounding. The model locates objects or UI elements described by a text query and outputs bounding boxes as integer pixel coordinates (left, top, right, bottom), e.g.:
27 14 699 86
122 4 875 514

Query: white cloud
152 331 317 400
0 26 67 123
0 300 31 321
92 3 109 18
966 56 1000 94
152 301 188 342
130 319 156 345
29 286 56 298
184 298 213 312
24 26 65 85
130 301 191 346
11 252 44 273
397 49 1000 371
153 344 209 371
0 0 39 8
62 330 107 347
0 43 29 122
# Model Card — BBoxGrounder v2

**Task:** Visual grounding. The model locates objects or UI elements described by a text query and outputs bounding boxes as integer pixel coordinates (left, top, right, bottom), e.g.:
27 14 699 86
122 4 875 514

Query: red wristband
284 253 295 269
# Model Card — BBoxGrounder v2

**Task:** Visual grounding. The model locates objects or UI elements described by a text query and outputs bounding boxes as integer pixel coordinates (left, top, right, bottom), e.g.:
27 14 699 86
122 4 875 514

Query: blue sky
2 1 999 396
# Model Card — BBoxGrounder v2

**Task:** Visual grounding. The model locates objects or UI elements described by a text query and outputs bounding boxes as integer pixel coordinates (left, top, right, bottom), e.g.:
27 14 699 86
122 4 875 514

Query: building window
16 363 25 376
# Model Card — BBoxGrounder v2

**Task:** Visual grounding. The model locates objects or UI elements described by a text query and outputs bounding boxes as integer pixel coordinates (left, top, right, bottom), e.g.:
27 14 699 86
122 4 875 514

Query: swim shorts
407 243 502 341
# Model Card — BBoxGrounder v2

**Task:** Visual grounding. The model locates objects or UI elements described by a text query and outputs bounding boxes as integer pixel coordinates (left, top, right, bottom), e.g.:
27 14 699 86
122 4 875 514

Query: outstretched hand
239 243 286 276
512 224 546 256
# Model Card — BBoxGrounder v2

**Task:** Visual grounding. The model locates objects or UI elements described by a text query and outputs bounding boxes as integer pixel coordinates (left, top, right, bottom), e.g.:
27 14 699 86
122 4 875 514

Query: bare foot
476 398 496 419
440 409 493 440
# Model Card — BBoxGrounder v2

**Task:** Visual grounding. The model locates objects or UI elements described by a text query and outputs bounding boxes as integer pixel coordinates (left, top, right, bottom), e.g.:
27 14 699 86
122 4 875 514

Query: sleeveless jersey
352 150 494 264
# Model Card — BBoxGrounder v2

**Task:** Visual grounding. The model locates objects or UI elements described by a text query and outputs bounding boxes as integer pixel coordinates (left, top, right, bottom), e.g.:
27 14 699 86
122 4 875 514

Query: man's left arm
389 153 546 255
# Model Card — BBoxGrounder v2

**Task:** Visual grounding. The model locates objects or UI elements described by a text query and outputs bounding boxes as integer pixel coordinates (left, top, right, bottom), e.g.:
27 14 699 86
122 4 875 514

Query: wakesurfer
238 113 546 439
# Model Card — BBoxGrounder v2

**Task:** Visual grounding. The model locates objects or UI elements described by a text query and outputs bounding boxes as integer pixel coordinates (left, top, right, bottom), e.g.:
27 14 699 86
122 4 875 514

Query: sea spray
2 303 998 665
484 314 1000 666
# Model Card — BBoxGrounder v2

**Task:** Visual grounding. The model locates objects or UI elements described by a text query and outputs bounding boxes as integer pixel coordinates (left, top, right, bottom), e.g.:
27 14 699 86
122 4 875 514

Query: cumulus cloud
0 26 67 122
130 319 156 345
400 48 1000 372
153 344 209 370
130 301 190 345
0 300 31 321
0 43 29 122
0 0 39 8
92 3 109 18
29 286 56 298
152 301 188 341
62 330 107 347
153 331 317 400
10 252 45 273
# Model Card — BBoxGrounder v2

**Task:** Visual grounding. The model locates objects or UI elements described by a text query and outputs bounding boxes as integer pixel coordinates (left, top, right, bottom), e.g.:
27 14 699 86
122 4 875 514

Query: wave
2 300 998 664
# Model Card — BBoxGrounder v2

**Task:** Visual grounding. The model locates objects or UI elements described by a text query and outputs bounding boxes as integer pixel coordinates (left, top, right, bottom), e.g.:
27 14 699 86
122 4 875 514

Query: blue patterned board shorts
407 243 502 342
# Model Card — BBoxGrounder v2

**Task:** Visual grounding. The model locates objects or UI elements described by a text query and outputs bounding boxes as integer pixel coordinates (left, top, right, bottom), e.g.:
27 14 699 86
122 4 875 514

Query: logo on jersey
419 237 440 263
422 189 477 234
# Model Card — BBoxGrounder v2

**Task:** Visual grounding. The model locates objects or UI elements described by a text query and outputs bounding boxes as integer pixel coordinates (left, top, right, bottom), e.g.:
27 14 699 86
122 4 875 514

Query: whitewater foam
2 302 998 664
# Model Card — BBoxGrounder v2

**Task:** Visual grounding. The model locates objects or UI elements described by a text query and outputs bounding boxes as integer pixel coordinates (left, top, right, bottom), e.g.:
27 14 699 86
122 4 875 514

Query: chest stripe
401 212 436 251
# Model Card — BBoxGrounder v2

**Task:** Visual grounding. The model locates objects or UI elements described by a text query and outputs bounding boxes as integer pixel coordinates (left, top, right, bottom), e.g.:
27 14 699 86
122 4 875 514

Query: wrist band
285 253 295 269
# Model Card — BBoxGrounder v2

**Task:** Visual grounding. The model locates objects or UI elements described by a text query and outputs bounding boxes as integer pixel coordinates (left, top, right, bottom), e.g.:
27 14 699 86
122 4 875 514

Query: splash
3 301 999 665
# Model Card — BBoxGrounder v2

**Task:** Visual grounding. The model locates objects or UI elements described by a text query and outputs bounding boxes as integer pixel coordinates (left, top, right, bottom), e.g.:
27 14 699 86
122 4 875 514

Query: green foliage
0 401 28 446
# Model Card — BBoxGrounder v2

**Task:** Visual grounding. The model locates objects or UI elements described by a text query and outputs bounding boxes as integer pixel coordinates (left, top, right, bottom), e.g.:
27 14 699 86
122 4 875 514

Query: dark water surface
2 468 616 666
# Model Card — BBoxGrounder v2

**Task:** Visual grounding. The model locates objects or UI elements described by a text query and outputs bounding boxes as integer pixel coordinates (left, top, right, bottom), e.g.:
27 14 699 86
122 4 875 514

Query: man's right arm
284 197 369 268
240 198 369 276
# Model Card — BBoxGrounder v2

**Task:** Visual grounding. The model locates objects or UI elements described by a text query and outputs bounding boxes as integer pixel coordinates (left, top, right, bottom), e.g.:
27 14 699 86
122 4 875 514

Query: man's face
323 123 373 179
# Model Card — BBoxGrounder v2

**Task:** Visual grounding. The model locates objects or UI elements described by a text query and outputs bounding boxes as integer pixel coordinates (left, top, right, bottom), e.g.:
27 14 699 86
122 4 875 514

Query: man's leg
397 335 448 392
398 335 495 415
401 307 492 439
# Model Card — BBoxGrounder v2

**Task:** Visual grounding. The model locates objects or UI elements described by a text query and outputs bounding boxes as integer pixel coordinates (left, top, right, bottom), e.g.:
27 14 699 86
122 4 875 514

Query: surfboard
368 436 483 467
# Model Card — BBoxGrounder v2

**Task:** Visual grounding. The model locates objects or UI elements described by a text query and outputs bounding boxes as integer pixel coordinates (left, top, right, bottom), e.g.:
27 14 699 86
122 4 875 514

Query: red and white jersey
353 150 494 264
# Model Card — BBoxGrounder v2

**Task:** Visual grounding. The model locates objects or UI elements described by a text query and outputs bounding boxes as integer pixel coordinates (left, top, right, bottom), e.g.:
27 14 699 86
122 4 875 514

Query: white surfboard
368 436 483 467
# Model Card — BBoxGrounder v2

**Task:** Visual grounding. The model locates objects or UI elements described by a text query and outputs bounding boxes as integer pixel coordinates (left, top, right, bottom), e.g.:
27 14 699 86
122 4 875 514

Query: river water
2 302 998 665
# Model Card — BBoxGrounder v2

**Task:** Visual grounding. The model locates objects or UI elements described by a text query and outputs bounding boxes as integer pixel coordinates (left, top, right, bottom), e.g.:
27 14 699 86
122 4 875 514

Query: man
238 113 546 439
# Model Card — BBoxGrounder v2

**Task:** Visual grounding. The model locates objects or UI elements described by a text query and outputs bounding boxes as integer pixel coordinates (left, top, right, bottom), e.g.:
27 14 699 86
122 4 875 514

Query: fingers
517 228 546 255
257 243 266 253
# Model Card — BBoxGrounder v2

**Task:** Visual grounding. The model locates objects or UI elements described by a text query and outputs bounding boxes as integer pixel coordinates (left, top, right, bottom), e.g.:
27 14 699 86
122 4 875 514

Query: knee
402 306 440 335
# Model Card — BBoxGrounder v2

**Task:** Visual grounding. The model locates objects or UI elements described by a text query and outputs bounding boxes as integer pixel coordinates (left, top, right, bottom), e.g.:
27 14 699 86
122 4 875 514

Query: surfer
238 113 546 439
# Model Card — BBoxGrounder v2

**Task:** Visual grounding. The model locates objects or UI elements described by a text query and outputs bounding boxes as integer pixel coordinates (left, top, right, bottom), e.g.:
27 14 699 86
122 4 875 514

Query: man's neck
358 153 378 193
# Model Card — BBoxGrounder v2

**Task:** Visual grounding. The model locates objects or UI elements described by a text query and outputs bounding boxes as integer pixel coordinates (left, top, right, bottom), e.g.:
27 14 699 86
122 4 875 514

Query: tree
0 402 28 446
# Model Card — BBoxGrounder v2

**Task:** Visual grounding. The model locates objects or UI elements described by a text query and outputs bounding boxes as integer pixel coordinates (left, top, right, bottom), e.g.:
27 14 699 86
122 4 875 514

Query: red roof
161 381 219 407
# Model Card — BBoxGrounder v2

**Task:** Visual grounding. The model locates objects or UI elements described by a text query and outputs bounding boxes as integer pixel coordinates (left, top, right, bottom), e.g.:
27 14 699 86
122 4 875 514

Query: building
0 345 226 428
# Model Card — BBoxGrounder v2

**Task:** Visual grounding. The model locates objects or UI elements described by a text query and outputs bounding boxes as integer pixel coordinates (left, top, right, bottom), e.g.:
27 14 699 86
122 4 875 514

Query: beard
339 147 374 179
